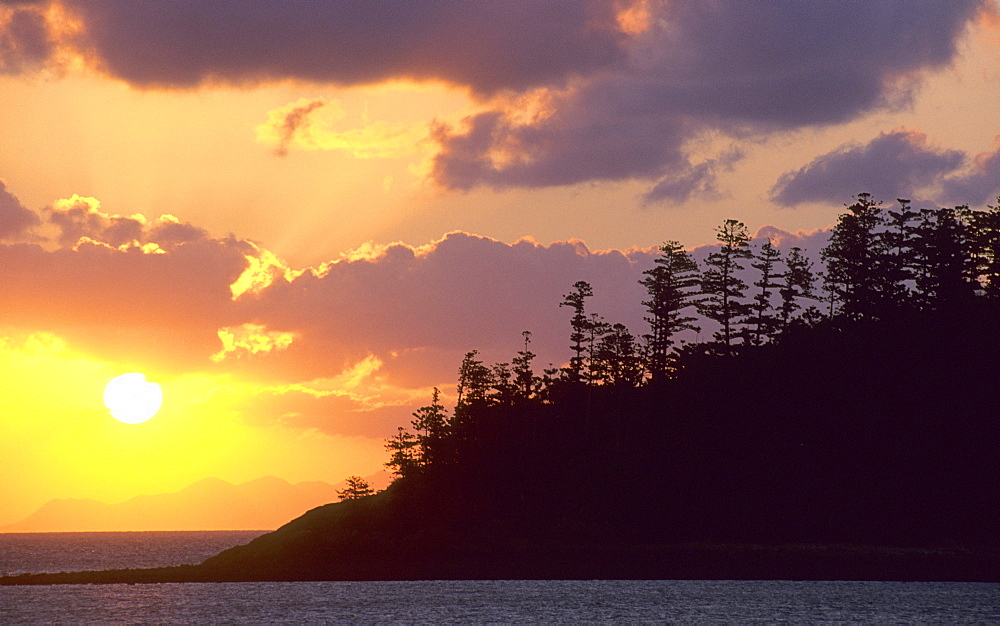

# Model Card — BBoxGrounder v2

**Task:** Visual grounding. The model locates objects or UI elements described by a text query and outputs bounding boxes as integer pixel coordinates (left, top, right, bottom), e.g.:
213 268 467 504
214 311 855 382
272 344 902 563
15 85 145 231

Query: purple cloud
0 180 39 240
0 4 54 74
431 1 983 196
941 140 1000 205
61 0 625 95
770 129 967 206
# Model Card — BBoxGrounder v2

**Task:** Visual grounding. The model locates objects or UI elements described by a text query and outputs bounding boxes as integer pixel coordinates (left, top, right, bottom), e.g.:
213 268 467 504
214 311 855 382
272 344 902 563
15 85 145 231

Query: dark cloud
61 0 625 95
0 180 39 239
429 107 693 190
0 4 54 73
771 129 1000 208
430 1 984 195
643 161 719 205
3 1 987 199
941 140 1000 206
630 2 980 128
643 148 743 205
770 129 967 206
274 100 326 156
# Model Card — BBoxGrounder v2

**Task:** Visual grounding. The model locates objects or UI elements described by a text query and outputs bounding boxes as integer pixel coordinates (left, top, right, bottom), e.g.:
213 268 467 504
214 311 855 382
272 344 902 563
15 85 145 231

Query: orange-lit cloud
211 323 296 362
0 178 838 399
615 0 653 35
229 244 302 300
979 0 1000 44
257 98 330 157
211 353 435 438
256 97 426 159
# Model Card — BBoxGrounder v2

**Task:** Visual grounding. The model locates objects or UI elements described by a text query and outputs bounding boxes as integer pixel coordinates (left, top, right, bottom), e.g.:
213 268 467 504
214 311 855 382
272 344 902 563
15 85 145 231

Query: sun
104 373 163 424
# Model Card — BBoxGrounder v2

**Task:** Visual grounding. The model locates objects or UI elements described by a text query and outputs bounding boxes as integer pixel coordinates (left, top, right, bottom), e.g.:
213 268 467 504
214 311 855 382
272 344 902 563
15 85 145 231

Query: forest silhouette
373 193 999 551
5 193 999 583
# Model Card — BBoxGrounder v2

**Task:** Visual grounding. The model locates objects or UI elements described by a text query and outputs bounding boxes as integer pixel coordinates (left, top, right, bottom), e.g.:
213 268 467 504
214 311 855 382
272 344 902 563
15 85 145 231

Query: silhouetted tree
455 350 493 409
584 312 611 384
511 331 538 400
411 387 450 467
699 219 752 349
560 281 594 382
374 194 1000 557
592 323 644 387
747 239 782 345
911 206 977 309
384 427 420 478
451 350 494 456
883 199 919 305
778 246 816 329
490 361 517 406
821 193 898 319
970 200 1000 298
337 475 375 500
639 240 700 379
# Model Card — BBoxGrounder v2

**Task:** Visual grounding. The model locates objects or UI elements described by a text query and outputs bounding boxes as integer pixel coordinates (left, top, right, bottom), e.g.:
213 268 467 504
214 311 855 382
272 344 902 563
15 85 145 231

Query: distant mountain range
1 472 391 532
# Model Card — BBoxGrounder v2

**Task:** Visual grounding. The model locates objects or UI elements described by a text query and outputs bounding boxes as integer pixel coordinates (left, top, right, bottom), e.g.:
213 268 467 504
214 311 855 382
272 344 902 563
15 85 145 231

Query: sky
1 0 999 528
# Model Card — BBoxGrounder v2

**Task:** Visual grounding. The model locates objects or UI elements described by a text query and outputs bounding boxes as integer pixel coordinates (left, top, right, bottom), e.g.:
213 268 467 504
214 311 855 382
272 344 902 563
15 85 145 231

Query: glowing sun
104 373 163 424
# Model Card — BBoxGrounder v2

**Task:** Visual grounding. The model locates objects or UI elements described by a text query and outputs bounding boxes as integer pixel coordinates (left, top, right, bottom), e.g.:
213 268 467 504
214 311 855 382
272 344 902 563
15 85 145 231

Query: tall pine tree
559 281 594 382
639 240 700 379
699 219 752 350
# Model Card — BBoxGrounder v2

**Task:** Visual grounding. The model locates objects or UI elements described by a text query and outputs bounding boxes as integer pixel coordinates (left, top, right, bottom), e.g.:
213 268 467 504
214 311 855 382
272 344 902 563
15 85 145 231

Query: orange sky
1 0 998 528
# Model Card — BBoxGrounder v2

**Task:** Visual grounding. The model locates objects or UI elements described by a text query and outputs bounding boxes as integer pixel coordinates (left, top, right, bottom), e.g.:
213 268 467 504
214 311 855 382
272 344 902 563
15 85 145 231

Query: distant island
2 473 389 533
4 196 999 584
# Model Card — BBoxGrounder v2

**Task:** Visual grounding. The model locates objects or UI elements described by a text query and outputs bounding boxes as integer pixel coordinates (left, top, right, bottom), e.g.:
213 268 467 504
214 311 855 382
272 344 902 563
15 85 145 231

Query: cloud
0 189 671 434
211 323 296 362
236 232 663 382
0 179 40 239
770 129 967 206
58 0 626 94
217 353 433 438
0 190 255 371
0 187 844 439
643 148 743 205
0 4 55 74
256 97 426 159
941 137 1000 205
45 194 213 250
429 1 984 196
4 2 986 200
771 129 1000 207
258 98 329 157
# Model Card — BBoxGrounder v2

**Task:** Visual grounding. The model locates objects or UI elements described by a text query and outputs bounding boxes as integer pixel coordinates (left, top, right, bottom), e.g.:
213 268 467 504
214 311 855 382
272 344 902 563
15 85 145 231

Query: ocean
1 531 998 623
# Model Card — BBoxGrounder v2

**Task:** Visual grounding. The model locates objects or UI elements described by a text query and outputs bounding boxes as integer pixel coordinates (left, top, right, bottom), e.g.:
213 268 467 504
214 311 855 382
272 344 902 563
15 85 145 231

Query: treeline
381 194 1000 547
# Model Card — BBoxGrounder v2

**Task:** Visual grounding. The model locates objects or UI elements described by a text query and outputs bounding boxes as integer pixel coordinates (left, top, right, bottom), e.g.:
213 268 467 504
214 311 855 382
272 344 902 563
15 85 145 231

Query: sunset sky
1 0 999 528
